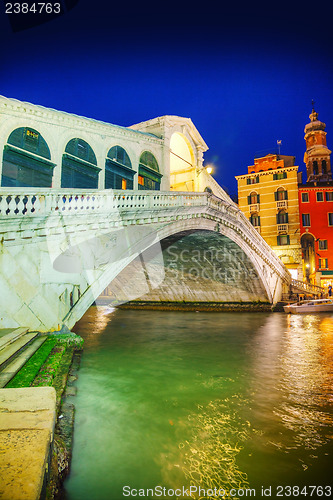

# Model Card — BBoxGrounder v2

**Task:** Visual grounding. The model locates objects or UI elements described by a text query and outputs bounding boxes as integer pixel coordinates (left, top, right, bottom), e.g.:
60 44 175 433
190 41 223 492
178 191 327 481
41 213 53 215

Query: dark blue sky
1 1 333 195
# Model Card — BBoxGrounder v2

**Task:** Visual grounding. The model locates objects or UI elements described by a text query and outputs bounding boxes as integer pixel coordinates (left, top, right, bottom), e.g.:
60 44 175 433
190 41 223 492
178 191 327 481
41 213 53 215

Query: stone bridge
0 188 291 332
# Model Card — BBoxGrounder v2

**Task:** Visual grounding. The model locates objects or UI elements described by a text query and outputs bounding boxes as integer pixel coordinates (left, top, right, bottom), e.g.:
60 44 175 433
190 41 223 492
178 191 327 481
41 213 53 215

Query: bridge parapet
0 189 210 217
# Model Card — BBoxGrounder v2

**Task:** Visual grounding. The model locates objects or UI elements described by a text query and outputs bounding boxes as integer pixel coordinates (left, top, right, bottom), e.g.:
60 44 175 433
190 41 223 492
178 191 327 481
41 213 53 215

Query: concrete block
0 387 56 500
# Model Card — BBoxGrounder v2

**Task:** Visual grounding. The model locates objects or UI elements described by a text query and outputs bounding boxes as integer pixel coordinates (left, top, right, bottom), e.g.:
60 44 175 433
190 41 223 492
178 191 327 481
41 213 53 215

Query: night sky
1 1 333 196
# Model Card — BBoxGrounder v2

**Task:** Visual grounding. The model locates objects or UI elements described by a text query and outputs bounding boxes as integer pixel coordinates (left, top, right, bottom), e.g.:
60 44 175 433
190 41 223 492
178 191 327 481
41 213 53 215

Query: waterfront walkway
0 386 56 500
0 329 57 499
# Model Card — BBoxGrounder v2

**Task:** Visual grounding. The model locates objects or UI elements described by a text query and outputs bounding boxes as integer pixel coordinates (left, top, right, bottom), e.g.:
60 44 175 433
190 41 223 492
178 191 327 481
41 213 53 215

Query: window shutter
257 194 260 203
284 190 288 200
286 213 289 223
247 195 251 204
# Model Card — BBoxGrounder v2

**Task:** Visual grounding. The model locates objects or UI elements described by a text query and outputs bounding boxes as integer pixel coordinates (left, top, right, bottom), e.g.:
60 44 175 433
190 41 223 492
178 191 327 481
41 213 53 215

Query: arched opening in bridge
2 127 55 187
97 230 269 306
170 132 195 191
301 233 316 284
105 145 134 190
61 138 101 189
138 151 162 190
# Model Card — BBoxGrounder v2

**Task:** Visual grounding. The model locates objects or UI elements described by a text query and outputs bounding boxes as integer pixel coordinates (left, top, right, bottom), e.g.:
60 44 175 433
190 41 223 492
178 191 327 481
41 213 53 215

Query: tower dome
304 102 332 183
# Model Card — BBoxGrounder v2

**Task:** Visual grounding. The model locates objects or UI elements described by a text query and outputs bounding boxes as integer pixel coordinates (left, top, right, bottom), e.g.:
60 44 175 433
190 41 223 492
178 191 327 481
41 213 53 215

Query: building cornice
298 183 333 190
0 95 163 144
235 165 299 180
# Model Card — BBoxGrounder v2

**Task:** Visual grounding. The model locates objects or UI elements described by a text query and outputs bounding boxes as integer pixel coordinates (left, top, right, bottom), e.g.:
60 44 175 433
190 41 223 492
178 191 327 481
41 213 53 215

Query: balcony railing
277 223 288 233
249 203 260 213
276 200 288 209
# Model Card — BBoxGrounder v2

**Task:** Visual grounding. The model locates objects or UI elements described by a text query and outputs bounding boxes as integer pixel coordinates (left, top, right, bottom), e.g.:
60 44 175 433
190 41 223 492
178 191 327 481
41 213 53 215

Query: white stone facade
0 96 215 194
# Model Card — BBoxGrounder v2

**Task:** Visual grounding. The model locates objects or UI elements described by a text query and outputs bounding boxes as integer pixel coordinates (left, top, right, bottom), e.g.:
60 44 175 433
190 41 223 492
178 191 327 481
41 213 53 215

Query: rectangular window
319 239 328 250
273 171 287 180
121 178 127 190
316 191 324 202
302 213 311 227
301 192 309 202
326 192 333 201
319 258 328 269
138 175 144 186
277 235 290 245
246 176 259 185
328 213 333 226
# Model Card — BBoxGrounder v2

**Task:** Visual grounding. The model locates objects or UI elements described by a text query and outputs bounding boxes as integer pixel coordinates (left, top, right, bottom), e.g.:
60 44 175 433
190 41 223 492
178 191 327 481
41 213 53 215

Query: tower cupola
304 102 332 183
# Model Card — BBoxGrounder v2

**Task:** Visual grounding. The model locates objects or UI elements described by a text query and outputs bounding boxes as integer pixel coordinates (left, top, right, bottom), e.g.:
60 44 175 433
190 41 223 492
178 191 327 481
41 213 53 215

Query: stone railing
291 278 326 296
0 189 209 217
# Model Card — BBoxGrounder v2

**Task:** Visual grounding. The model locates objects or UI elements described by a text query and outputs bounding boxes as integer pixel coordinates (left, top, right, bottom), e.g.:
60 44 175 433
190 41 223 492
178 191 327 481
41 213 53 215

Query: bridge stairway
0 328 47 388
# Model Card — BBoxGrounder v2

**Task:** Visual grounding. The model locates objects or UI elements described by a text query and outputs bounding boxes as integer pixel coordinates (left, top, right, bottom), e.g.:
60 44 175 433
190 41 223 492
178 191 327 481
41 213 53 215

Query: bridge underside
98 230 269 307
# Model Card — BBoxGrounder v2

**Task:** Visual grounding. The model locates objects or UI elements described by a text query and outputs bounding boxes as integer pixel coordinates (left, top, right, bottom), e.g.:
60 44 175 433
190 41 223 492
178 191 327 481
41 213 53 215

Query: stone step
0 332 40 371
0 327 30 351
0 335 48 388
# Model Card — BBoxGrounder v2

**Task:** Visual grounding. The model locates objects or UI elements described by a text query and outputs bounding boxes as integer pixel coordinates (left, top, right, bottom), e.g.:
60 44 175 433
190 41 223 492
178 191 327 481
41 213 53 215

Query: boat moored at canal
284 298 333 314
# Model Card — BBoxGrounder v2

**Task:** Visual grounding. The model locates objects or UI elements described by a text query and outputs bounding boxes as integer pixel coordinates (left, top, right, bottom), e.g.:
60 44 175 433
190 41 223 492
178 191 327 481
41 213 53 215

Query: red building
299 104 333 289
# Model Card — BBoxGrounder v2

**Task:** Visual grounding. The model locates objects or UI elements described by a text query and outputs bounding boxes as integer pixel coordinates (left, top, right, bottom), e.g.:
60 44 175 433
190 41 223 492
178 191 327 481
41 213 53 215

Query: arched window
313 161 318 175
105 146 134 190
2 127 55 187
322 160 327 174
61 138 100 188
138 151 162 190
247 191 259 204
250 213 260 226
275 187 288 201
276 209 288 224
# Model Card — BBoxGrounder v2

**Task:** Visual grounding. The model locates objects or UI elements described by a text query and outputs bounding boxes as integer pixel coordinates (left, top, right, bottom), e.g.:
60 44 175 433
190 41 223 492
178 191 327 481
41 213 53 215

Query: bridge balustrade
0 189 214 218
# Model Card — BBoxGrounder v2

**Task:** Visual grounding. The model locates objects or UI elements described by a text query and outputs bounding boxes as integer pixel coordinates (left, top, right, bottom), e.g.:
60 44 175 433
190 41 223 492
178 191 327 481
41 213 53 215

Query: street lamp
196 164 213 176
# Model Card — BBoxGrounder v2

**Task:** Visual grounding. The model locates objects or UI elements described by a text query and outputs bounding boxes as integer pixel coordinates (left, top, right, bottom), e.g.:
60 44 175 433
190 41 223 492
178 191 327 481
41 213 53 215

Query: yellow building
235 154 302 279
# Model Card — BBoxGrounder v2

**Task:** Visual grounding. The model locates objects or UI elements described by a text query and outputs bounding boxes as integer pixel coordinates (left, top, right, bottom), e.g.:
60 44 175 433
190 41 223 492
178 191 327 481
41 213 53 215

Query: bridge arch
169 132 196 191
60 215 279 330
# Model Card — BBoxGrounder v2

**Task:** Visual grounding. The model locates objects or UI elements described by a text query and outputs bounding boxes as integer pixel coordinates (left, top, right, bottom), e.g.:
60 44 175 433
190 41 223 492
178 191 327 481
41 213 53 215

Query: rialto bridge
0 96 291 332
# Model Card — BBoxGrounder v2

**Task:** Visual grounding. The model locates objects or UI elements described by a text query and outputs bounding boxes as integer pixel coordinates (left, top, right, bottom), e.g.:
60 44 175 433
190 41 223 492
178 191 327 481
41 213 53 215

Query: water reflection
66 310 333 499
73 305 116 348
250 313 333 478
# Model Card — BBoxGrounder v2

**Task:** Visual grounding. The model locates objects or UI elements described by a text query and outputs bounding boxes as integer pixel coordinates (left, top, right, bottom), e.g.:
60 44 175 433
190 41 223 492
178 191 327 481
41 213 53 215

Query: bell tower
303 101 332 183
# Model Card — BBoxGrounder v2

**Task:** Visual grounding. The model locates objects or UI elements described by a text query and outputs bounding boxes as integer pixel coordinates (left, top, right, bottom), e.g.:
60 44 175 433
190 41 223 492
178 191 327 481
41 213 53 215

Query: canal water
64 308 333 499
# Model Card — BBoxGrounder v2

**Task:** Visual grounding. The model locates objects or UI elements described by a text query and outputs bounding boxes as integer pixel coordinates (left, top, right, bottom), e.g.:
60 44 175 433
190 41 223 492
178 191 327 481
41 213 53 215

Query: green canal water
64 308 333 499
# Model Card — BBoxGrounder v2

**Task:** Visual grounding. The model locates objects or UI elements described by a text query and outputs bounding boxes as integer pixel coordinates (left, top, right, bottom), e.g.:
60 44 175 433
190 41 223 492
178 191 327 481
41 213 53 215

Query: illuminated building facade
235 154 302 279
299 105 333 287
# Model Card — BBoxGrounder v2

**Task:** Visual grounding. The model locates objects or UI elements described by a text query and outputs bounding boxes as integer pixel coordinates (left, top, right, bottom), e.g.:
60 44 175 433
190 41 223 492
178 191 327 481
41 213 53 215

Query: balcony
277 224 288 233
249 203 260 213
253 225 261 233
276 200 288 209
